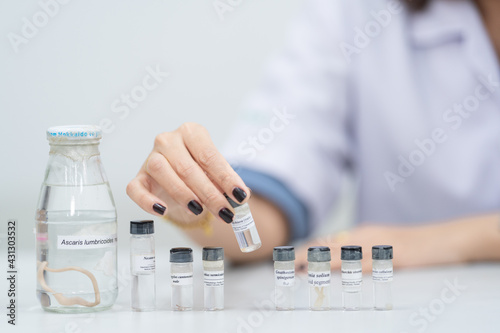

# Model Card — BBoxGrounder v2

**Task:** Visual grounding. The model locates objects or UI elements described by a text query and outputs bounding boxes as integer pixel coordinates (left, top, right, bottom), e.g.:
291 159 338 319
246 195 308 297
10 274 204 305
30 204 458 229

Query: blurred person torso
224 0 500 237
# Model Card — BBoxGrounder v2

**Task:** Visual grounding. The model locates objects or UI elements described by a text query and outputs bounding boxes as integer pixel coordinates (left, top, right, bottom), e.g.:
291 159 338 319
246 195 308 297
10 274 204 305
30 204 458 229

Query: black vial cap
307 246 331 262
170 247 193 263
372 245 393 260
341 245 363 260
202 247 224 261
273 246 295 261
130 220 154 235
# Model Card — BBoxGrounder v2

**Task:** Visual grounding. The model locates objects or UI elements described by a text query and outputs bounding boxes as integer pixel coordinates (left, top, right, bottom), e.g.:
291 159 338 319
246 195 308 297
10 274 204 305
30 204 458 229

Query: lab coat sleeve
223 0 351 240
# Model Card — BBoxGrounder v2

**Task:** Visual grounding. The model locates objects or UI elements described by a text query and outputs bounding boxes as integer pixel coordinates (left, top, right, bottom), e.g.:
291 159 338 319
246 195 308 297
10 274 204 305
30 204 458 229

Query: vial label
235 231 249 248
171 272 193 286
231 212 256 233
275 269 295 287
372 267 393 282
204 271 224 287
308 271 331 287
341 268 362 286
132 255 155 274
57 234 117 250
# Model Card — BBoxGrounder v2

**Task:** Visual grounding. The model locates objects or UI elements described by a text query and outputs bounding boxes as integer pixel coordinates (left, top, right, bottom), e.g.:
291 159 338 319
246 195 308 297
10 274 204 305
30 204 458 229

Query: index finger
179 123 251 205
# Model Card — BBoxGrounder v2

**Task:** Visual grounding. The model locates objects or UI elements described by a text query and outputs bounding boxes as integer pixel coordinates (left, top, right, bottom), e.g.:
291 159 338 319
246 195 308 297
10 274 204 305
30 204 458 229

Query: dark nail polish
219 208 234 223
153 203 166 215
187 200 203 215
232 187 247 203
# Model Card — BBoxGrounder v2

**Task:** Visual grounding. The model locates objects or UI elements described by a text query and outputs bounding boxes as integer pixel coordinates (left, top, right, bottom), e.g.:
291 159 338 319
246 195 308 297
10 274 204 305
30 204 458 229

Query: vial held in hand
225 194 261 253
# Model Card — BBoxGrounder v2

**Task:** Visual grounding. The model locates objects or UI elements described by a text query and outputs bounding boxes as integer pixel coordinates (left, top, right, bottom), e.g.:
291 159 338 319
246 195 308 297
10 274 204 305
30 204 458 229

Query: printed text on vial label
133 255 155 274
373 268 393 282
342 268 362 286
171 273 193 286
275 269 295 287
308 271 331 287
204 271 224 287
232 213 255 232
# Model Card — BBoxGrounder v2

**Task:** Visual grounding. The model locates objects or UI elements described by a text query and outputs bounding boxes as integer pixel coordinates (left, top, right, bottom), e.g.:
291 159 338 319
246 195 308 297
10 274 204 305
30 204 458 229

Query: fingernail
232 187 247 203
153 203 166 215
187 200 203 215
219 208 234 223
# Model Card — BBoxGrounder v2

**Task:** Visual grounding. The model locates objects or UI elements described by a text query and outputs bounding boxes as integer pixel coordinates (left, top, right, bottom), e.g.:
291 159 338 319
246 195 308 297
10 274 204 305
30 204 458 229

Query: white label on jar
133 255 155 273
308 271 331 287
275 269 295 287
373 267 393 282
204 270 224 287
342 268 362 286
231 212 256 233
58 234 117 250
171 272 193 286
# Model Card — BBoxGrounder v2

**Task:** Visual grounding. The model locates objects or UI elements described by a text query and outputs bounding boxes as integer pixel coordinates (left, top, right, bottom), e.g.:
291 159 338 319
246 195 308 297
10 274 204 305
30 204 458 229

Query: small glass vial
372 245 393 310
203 247 224 311
307 246 331 311
130 220 156 312
273 246 295 310
341 246 363 311
170 247 194 311
225 194 262 253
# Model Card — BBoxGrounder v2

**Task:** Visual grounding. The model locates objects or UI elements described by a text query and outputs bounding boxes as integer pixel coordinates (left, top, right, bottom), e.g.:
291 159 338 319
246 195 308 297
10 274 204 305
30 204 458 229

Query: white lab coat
224 0 500 237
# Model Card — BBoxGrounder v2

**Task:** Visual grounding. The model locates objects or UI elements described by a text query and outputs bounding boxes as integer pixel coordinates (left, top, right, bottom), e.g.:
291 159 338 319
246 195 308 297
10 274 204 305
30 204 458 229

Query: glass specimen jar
35 125 118 313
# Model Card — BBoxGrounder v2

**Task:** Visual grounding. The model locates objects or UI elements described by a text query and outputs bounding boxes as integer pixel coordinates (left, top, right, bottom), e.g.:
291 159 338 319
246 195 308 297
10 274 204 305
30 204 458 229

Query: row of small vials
130 220 393 311
279 245 394 311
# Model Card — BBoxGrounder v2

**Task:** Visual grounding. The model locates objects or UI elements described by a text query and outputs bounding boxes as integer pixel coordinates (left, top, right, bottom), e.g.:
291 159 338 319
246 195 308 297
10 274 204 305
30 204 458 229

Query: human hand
126 123 251 225
294 224 457 273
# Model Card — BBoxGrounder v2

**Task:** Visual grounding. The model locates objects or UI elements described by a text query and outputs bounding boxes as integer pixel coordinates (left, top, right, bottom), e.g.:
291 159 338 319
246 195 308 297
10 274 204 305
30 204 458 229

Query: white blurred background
0 0 352 252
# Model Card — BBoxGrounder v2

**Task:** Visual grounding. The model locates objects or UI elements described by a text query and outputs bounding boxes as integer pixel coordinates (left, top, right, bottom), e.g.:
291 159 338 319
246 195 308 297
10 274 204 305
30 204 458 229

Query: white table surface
3 249 499 333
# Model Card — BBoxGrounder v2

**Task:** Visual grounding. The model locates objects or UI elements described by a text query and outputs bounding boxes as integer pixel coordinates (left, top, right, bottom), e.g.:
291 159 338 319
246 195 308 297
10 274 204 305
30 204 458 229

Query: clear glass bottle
273 246 295 311
170 247 193 311
372 245 393 310
130 220 156 312
225 194 261 253
307 246 331 311
341 246 363 311
202 247 224 311
35 125 117 313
